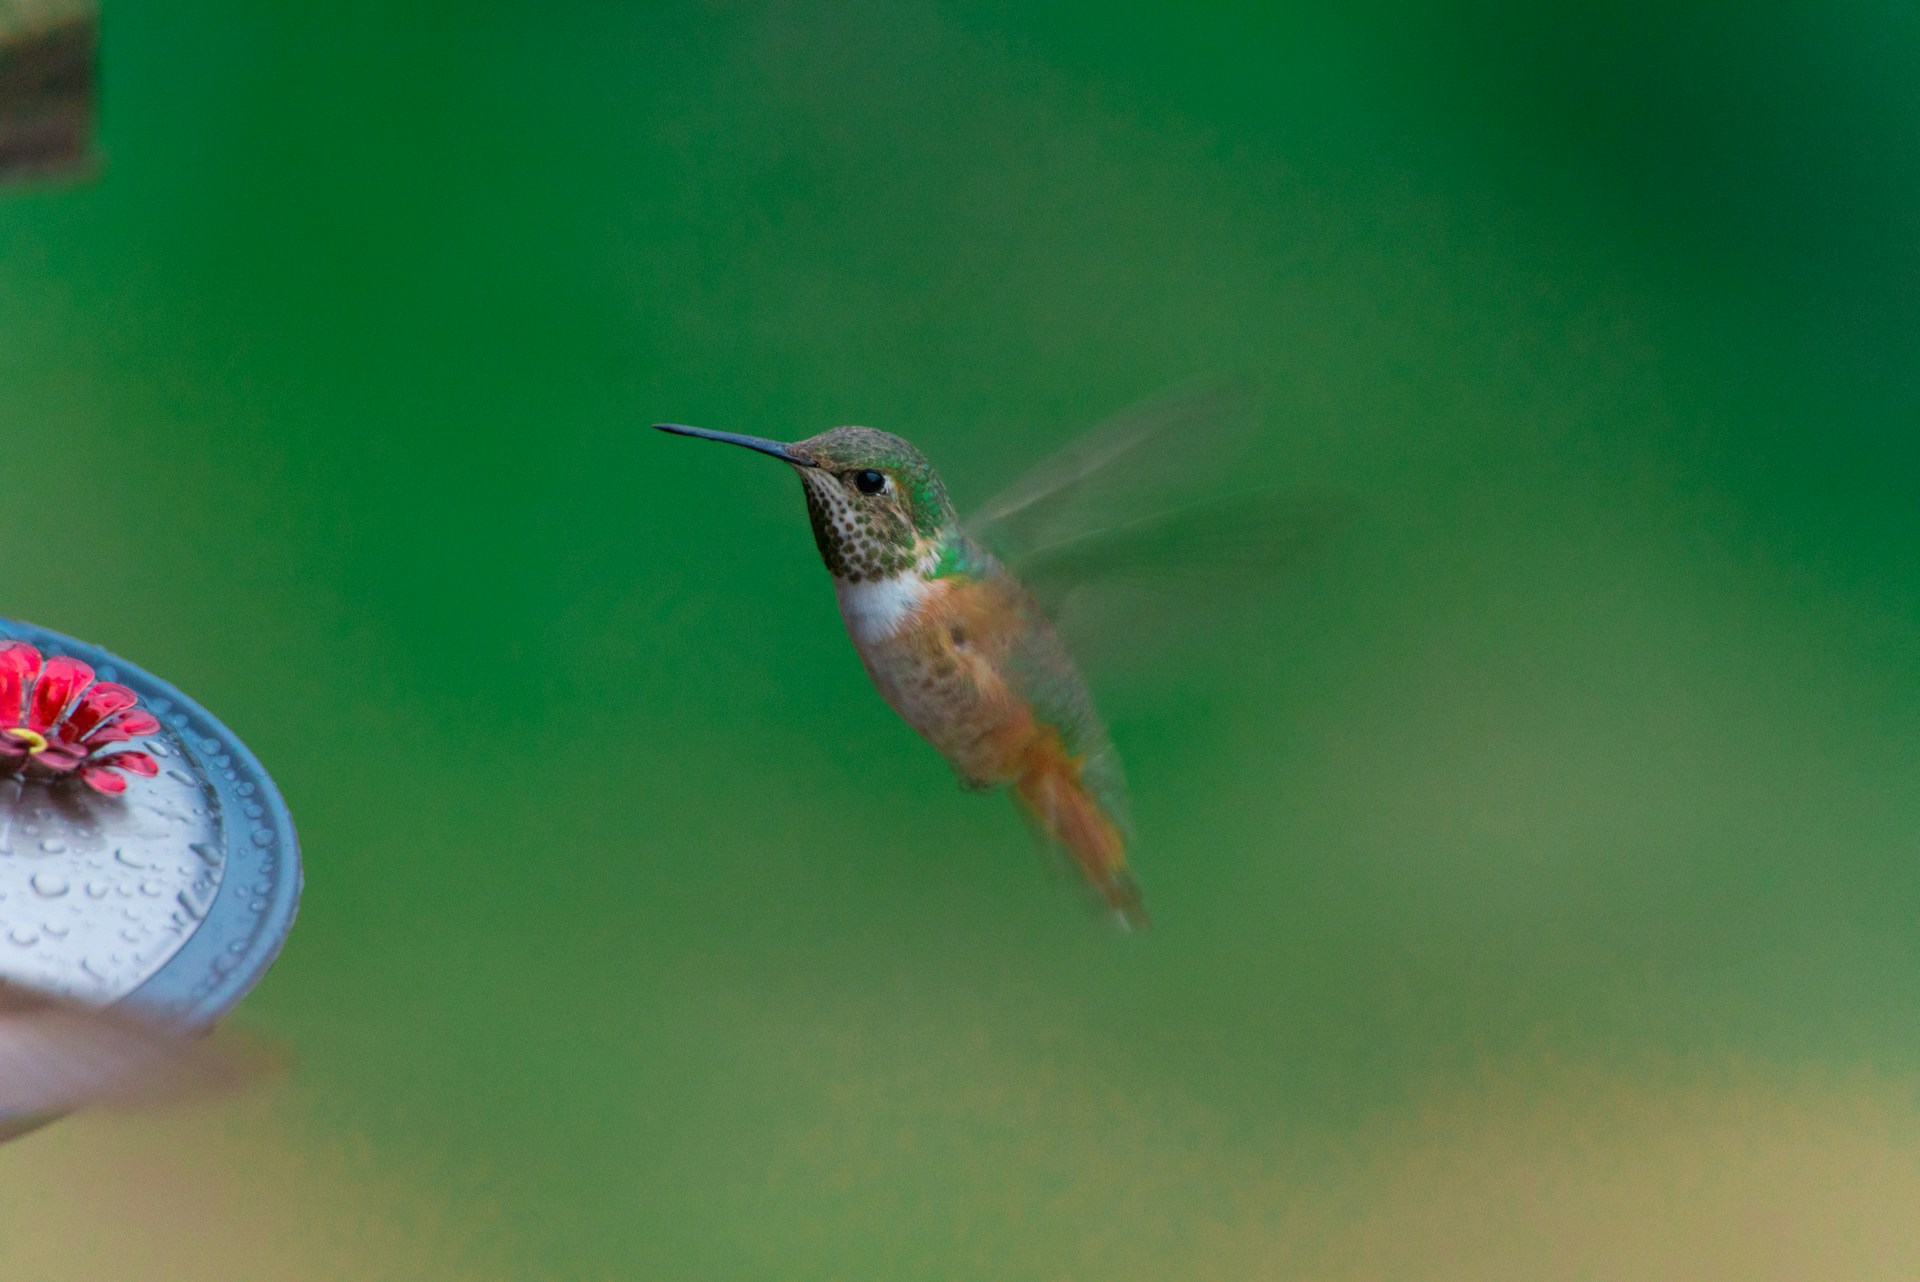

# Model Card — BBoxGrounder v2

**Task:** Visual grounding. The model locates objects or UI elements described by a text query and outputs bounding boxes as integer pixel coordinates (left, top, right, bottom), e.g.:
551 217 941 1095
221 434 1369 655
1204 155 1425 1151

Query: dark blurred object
0 0 96 183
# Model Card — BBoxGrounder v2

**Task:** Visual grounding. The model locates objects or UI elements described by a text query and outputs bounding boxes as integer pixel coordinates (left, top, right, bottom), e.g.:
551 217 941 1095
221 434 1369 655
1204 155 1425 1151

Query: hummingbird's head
654 423 956 583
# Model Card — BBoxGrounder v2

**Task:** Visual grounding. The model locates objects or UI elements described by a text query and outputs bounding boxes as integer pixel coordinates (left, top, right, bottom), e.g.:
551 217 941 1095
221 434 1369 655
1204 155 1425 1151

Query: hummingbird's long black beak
653 423 816 466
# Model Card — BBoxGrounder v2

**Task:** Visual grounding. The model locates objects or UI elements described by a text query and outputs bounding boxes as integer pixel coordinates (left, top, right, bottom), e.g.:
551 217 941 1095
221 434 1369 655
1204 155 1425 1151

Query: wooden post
0 0 97 183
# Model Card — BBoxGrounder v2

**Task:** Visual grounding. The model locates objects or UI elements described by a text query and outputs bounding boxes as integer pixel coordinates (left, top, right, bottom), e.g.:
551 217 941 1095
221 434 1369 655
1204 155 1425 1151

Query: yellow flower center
5 728 47 755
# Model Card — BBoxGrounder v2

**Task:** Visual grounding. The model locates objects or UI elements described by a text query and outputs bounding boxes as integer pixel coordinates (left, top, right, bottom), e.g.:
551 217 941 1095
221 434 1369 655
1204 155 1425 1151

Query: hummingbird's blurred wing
0 982 277 1116
966 381 1256 554
964 382 1352 673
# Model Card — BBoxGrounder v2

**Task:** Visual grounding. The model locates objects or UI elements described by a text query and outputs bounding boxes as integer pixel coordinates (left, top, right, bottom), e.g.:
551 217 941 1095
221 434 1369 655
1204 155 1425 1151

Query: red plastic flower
0 642 161 794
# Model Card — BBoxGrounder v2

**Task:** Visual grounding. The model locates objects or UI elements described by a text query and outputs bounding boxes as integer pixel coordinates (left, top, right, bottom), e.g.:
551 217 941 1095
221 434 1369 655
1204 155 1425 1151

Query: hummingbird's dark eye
853 469 887 495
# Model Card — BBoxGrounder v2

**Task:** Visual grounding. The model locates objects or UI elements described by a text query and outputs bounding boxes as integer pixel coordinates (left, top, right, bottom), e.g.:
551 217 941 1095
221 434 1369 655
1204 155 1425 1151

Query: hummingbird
656 419 1148 926
657 390 1328 928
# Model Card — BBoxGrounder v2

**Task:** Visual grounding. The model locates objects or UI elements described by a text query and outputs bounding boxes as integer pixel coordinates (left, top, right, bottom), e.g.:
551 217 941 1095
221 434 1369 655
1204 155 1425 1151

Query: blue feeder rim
0 618 300 1028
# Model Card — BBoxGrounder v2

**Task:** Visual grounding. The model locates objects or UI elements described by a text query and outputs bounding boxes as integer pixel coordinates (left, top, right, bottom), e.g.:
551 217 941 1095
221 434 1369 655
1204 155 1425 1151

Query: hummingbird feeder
0 619 301 1135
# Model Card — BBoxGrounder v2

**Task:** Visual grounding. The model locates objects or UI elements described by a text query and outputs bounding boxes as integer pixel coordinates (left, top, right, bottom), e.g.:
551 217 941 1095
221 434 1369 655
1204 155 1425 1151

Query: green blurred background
3 1 1919 1277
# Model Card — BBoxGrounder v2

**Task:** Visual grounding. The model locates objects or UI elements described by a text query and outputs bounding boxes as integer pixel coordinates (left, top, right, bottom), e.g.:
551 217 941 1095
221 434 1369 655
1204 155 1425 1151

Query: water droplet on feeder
30 872 68 898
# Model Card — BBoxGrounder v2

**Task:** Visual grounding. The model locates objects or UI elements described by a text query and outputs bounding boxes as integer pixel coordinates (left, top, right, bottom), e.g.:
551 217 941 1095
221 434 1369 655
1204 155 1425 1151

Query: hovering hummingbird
657 390 1326 928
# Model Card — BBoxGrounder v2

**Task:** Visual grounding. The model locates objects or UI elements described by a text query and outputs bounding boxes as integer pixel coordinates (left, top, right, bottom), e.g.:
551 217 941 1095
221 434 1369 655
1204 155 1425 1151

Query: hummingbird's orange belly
840 572 1144 925
848 594 1035 788
856 632 1025 785
849 591 1144 925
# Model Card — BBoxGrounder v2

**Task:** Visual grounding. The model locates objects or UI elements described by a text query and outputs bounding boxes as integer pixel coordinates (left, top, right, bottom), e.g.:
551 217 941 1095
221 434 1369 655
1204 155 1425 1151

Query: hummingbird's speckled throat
796 468 919 584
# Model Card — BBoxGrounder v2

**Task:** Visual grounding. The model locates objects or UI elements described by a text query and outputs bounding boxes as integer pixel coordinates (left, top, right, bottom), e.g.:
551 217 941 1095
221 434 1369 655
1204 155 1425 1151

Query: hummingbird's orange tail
1013 735 1148 929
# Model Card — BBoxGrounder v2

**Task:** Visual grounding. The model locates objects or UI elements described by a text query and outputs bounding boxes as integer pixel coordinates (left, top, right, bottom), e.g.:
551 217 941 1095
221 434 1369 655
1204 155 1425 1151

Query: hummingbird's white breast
833 568 933 644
